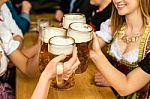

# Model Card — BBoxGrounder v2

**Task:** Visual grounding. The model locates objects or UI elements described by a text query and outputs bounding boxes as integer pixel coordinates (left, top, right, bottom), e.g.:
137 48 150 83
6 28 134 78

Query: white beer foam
37 21 49 32
40 22 49 28
42 27 66 43
67 22 93 43
48 37 74 55
63 14 86 29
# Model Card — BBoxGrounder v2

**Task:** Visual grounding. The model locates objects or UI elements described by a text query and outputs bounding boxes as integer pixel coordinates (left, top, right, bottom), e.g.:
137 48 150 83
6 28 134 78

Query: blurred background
13 0 61 13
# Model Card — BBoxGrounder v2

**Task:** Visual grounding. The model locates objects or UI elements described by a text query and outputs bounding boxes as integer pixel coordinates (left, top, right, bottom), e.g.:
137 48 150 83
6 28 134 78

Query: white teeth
117 4 125 8
118 5 124 8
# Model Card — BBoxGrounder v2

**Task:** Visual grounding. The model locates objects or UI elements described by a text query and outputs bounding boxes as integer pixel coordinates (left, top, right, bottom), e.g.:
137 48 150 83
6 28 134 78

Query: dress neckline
108 22 150 66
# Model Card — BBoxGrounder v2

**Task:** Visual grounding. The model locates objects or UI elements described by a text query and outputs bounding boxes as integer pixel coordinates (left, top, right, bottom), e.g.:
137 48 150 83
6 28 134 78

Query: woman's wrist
41 72 53 83
90 51 104 62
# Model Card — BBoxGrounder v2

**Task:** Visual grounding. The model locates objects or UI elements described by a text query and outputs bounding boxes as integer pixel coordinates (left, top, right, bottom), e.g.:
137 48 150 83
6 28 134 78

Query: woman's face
0 0 8 7
113 0 140 16
90 0 104 6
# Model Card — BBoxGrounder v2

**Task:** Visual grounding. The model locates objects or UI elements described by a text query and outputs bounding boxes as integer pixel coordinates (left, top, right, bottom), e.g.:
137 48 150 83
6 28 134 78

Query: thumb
92 32 100 49
92 32 98 42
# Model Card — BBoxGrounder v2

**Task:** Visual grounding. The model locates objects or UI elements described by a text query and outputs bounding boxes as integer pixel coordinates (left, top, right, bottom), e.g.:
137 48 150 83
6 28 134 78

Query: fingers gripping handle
56 62 64 88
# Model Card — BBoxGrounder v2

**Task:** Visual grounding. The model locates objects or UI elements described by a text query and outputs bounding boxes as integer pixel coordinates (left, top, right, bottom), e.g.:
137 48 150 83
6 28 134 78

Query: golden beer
48 36 75 89
39 43 49 72
75 41 91 73
62 13 86 29
39 27 66 72
67 22 93 73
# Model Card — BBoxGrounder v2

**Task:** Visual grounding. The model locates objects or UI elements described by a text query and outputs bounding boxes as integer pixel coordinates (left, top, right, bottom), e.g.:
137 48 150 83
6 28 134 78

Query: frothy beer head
42 27 66 43
63 13 86 29
48 36 75 55
39 21 49 28
67 22 93 43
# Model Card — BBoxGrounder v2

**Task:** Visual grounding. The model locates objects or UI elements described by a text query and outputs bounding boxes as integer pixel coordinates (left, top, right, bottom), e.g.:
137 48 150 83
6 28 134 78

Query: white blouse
96 19 139 63
0 45 8 76
0 23 20 76
0 3 23 37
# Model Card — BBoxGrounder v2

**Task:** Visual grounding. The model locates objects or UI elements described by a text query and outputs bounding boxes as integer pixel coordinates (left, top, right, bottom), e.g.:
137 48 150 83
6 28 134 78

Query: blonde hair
110 0 150 34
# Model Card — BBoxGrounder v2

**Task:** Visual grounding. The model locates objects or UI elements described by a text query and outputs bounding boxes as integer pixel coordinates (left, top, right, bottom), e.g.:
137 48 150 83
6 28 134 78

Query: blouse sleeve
138 52 150 74
1 4 23 38
96 19 112 43
0 25 20 55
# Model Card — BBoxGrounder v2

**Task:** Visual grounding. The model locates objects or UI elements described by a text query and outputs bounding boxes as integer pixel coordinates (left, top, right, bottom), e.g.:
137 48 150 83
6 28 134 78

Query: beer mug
62 13 86 29
48 36 75 89
67 22 93 73
37 18 50 39
39 27 66 72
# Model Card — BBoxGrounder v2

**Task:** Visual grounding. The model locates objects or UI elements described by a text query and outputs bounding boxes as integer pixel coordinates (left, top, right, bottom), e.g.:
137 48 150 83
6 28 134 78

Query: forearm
16 55 38 77
9 48 39 77
91 54 127 90
20 45 39 77
91 53 150 96
21 41 40 76
26 52 39 77
21 43 39 58
23 45 39 76
31 73 51 99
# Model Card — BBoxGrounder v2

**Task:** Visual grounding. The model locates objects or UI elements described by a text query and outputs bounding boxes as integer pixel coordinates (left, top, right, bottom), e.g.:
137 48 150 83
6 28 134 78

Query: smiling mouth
116 3 126 9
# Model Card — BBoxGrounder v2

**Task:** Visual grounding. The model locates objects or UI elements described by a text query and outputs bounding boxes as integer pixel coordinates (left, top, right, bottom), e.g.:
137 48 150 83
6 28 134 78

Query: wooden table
16 13 116 99
16 61 116 99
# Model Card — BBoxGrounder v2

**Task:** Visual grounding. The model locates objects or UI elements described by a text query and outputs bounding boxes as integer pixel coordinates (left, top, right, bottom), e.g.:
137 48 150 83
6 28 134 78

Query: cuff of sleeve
5 39 20 55
96 30 112 43
20 12 30 22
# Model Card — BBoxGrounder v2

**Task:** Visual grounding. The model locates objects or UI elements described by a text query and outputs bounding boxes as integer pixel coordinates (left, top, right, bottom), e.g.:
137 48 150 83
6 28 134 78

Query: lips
116 3 126 10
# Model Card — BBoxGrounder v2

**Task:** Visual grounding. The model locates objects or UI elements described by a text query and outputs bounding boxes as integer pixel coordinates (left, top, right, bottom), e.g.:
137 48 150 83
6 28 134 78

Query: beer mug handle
56 62 64 87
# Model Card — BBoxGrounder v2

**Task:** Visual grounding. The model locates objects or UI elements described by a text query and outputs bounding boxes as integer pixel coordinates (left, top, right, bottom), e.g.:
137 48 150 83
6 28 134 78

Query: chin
118 13 125 16
117 11 127 16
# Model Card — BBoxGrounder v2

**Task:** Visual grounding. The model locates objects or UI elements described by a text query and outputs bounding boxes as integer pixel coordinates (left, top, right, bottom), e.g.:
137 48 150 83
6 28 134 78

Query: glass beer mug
67 22 93 73
37 18 50 33
39 27 66 72
62 13 86 29
48 36 75 89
